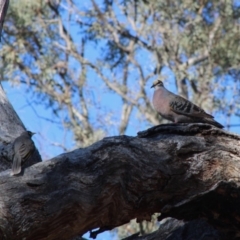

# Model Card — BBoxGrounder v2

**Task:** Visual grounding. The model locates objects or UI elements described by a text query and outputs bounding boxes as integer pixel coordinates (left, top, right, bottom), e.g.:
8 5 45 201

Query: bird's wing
18 141 35 159
169 95 214 119
12 154 22 175
0 0 9 41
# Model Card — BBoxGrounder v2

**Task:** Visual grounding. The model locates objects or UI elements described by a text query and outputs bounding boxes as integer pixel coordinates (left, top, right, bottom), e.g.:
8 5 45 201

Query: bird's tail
204 118 224 129
12 155 22 175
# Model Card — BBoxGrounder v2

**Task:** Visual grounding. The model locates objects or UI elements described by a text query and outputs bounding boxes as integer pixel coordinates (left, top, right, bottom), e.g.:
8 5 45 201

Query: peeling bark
0 122 239 239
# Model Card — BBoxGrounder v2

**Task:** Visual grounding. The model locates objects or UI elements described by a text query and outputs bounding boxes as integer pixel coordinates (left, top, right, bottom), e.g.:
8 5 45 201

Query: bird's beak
150 84 154 88
31 132 36 136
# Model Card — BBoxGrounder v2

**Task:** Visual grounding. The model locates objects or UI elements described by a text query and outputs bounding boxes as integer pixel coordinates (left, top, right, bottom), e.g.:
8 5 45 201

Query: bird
12 131 36 175
0 0 9 41
151 79 223 128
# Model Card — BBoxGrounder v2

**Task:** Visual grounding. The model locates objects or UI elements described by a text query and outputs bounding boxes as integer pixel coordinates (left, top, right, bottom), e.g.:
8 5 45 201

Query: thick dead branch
0 84 30 171
0 84 25 142
0 123 239 239
0 85 42 171
123 218 219 240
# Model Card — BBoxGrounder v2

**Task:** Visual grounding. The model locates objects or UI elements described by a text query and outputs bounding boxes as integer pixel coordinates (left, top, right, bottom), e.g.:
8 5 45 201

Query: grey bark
0 84 25 142
0 121 239 239
123 218 220 240
0 84 41 172
0 84 28 172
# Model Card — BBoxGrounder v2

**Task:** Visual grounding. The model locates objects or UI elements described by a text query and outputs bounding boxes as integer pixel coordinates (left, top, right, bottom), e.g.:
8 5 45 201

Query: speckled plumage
151 80 223 128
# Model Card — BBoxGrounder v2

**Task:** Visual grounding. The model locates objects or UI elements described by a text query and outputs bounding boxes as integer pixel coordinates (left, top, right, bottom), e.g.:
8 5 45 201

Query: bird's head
151 79 164 89
26 131 36 137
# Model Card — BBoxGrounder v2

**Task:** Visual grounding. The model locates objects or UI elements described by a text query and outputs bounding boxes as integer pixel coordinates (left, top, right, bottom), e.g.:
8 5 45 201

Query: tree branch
0 123 240 239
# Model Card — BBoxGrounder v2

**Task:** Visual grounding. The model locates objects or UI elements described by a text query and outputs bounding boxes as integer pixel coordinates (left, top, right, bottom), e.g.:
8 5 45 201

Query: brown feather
170 96 213 119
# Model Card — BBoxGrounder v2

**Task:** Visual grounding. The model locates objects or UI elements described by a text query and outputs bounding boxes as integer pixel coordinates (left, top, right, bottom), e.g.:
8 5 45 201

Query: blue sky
4 77 239 160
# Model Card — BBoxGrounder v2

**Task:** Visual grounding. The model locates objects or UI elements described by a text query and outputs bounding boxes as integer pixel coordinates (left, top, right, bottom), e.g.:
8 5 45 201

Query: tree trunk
0 84 32 171
0 117 239 239
0 84 42 172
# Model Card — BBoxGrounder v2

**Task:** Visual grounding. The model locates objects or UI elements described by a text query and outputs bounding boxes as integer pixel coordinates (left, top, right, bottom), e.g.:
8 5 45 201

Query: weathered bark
0 84 42 172
0 122 239 239
123 218 219 240
0 84 25 171
0 84 25 142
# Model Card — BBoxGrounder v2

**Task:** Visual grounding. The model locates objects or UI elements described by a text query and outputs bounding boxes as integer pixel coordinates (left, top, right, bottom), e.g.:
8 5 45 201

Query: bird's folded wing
12 154 22 175
19 142 35 159
170 96 214 119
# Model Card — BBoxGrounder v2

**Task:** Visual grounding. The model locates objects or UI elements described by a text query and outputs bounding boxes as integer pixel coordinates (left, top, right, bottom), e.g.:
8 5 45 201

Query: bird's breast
153 90 169 112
